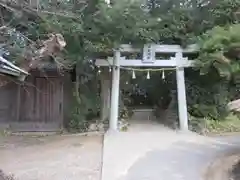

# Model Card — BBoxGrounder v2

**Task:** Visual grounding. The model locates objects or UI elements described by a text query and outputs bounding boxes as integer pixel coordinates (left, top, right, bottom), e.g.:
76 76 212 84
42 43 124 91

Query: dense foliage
1 0 240 132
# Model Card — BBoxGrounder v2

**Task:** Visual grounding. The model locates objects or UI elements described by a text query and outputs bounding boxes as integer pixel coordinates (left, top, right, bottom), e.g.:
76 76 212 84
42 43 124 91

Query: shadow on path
121 136 240 180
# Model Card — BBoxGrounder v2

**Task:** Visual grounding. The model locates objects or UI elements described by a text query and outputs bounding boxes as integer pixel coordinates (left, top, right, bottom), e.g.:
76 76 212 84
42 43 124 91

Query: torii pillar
109 50 121 132
100 69 111 123
176 52 189 131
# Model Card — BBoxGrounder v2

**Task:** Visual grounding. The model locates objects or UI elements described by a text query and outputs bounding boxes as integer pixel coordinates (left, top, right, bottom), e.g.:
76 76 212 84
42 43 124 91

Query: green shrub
68 106 90 133
189 113 240 134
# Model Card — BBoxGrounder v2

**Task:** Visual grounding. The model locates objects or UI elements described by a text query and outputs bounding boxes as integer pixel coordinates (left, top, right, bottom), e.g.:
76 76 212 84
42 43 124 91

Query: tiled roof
0 56 28 79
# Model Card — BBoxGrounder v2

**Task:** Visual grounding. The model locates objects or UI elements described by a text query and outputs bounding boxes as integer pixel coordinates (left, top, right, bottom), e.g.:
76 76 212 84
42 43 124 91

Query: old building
0 58 73 132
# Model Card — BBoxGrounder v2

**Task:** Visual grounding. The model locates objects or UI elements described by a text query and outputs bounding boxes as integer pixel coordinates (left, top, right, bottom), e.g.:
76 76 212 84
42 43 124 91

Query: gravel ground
0 134 103 180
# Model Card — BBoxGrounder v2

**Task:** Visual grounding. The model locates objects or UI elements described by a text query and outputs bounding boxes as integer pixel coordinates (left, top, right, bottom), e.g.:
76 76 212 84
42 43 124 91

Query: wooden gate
15 77 63 131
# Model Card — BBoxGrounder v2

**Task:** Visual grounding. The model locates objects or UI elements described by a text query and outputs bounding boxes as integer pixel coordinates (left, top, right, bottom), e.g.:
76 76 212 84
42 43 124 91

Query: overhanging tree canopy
0 0 240 130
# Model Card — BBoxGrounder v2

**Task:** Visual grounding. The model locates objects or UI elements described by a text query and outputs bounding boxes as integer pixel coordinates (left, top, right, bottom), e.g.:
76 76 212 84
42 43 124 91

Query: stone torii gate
95 44 198 132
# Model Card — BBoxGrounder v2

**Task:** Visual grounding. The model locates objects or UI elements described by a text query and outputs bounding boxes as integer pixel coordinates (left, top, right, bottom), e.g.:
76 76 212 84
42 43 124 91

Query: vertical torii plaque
142 44 155 63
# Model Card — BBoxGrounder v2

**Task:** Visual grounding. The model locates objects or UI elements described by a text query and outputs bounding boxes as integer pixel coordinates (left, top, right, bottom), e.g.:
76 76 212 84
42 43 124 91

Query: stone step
131 109 156 121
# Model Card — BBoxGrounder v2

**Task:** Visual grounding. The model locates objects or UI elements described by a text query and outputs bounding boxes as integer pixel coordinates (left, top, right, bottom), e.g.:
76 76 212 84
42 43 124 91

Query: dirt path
2 125 240 180
102 122 240 180
0 134 103 180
